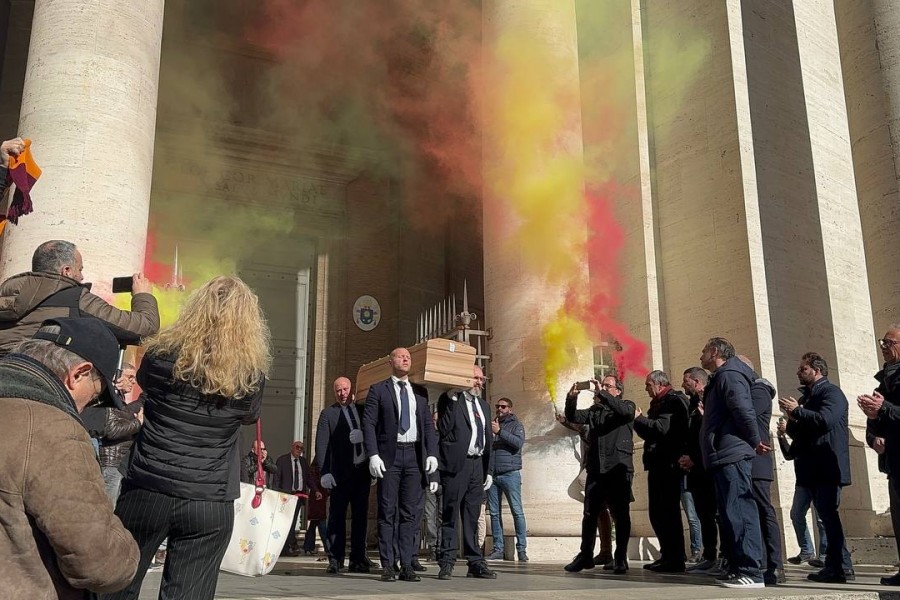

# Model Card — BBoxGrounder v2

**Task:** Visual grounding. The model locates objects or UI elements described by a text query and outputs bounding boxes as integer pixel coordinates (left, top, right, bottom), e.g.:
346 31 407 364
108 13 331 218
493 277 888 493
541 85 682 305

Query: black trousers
890 475 900 563
687 469 719 561
376 444 425 567
647 465 685 565
439 455 484 566
100 486 234 600
581 465 632 561
809 483 852 573
327 464 371 564
751 478 783 573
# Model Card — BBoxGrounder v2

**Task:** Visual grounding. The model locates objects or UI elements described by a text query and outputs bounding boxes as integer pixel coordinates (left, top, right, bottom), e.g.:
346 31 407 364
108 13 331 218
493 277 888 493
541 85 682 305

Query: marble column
482 0 595 552
0 0 165 290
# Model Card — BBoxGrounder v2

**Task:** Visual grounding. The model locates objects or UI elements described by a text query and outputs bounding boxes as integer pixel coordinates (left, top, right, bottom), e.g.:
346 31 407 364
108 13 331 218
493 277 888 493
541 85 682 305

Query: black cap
32 317 120 401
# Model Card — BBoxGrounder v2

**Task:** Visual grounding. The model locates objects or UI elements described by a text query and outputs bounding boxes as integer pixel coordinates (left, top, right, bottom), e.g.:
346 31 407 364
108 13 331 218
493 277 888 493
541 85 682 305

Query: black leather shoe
807 569 846 583
613 560 628 574
411 558 427 572
642 558 663 570
347 561 370 573
593 551 613 566
882 572 900 586
325 559 341 574
380 566 397 582
399 565 421 582
602 559 616 571
438 563 454 580
763 568 786 585
647 561 685 573
467 562 498 579
564 553 596 573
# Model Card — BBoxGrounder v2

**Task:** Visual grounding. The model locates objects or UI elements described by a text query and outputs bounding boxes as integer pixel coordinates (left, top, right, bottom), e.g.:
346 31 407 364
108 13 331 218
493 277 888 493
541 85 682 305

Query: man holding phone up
0 240 159 355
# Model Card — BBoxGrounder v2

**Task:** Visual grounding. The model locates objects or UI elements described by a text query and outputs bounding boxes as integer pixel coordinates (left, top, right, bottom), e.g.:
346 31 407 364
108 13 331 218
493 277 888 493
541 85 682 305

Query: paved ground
136 556 900 600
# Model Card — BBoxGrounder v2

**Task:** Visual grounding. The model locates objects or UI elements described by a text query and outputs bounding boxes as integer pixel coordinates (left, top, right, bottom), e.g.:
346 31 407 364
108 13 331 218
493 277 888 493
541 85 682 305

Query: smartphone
575 380 592 391
111 276 133 294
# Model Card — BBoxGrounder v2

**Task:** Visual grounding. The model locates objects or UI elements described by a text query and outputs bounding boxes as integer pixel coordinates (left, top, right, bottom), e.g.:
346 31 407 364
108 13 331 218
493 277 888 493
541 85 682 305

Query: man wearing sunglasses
485 397 528 562
860 326 900 585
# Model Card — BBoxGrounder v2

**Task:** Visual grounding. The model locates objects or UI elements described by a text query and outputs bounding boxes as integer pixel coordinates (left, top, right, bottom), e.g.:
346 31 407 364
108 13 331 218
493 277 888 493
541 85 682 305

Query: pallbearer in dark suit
273 440 318 556
436 365 497 580
315 377 372 574
363 347 439 582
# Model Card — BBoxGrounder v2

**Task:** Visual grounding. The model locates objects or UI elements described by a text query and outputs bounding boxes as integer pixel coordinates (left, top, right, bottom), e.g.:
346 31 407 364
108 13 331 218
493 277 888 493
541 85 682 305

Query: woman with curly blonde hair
106 276 271 600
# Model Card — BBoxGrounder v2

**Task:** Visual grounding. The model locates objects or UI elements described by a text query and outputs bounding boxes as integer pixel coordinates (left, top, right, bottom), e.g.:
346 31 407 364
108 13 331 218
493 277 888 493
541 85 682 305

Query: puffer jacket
0 272 160 355
700 357 760 470
125 351 264 501
491 413 525 475
0 353 138 599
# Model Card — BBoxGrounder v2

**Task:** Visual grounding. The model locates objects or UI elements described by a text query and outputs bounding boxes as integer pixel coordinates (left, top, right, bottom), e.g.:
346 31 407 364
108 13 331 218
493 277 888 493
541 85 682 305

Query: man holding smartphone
0 240 160 355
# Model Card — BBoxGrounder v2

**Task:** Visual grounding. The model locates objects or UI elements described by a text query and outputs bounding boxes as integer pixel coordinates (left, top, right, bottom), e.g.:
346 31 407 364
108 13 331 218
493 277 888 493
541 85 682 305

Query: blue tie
398 381 411 434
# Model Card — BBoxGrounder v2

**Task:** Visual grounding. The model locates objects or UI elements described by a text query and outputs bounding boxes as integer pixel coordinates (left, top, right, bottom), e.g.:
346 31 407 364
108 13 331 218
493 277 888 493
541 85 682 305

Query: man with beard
563 376 635 575
859 326 900 585
779 352 852 583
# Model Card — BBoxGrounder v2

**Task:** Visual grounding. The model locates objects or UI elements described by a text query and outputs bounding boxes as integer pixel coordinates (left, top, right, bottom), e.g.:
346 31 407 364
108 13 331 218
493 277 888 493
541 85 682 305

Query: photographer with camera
563 376 635 575
0 240 159 356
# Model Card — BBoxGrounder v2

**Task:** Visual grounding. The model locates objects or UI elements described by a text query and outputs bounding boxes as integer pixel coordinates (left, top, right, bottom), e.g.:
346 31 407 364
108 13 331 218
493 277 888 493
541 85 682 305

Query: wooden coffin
355 338 476 401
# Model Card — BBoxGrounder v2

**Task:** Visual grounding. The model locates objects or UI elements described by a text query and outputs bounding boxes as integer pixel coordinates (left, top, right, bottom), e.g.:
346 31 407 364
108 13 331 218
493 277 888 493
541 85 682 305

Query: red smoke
565 183 647 381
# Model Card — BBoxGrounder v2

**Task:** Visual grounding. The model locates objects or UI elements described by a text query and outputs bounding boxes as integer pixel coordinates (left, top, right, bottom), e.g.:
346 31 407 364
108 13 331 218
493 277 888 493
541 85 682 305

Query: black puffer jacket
125 352 264 501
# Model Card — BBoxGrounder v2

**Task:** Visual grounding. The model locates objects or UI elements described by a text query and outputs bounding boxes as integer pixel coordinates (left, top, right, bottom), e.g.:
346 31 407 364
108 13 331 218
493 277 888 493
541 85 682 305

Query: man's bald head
333 377 353 406
389 347 411 378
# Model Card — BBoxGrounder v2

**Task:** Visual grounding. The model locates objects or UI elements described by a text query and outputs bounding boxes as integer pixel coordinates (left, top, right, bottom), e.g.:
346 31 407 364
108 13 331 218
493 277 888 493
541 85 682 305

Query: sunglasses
495 404 510 409
880 339 899 349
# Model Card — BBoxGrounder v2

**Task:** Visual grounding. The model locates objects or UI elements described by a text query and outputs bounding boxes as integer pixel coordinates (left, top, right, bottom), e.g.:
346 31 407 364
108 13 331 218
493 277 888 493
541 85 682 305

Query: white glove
425 456 438 474
429 481 439 493
320 473 336 489
483 474 493 491
369 454 387 479
348 429 364 444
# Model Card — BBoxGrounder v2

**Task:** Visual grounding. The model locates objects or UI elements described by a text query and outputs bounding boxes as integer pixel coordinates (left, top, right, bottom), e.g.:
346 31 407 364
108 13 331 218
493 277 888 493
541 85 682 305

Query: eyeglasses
600 383 613 389
879 339 899 349
495 404 510 409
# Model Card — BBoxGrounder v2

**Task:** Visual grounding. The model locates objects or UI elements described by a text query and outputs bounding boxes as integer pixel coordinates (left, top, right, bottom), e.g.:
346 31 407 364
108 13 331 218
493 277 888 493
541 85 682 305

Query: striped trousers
101 486 234 600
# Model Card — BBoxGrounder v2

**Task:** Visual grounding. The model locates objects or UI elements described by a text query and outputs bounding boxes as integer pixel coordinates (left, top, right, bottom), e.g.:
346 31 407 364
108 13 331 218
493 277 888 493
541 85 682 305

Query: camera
574 380 593 391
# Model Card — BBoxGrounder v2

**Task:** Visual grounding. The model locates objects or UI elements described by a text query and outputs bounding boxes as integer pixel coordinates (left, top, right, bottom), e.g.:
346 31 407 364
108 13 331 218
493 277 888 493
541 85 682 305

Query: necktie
472 396 484 451
398 381 411 434
347 406 359 428
346 406 365 465
293 458 300 491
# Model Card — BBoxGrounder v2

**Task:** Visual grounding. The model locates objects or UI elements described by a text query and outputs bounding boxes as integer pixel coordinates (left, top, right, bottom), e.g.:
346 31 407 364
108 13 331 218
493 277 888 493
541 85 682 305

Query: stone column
0 0 165 289
482 0 595 553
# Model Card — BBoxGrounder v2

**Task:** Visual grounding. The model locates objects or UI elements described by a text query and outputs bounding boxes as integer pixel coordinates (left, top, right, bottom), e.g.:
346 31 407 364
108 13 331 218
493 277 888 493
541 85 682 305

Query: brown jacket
0 272 160 355
0 354 139 599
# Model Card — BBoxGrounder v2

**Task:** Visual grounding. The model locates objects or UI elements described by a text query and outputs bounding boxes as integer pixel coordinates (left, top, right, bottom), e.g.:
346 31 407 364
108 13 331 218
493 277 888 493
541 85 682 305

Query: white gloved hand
320 473 336 489
348 429 364 444
424 456 438 475
369 454 387 479
483 474 493 491
429 481 439 493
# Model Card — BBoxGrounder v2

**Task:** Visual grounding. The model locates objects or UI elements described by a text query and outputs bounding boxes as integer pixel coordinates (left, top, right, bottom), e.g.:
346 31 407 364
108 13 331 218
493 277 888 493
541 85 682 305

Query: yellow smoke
541 310 591 406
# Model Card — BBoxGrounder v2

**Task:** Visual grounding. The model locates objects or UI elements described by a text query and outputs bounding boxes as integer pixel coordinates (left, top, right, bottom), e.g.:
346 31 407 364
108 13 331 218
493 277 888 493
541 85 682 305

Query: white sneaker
716 573 764 589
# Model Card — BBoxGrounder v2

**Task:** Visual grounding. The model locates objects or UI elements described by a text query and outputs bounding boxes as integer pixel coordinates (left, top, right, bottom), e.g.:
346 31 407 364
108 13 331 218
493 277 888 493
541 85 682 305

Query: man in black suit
315 376 372 574
273 440 318 556
435 365 497 580
363 347 439 582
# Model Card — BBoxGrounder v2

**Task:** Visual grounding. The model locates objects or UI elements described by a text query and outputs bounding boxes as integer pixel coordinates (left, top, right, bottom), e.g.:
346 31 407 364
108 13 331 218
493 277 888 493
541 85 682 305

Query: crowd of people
1 229 899 598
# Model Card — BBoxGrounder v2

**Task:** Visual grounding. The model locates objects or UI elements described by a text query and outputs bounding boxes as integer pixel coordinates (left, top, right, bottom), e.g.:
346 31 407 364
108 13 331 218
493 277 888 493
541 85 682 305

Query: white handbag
220 421 298 577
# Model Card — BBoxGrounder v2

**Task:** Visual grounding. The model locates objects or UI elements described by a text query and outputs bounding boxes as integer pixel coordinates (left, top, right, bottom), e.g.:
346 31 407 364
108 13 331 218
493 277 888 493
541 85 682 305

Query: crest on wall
353 295 381 332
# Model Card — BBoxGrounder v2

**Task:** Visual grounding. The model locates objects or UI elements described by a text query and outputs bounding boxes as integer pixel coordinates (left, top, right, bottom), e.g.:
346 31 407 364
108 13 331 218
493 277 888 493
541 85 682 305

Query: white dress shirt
464 391 485 456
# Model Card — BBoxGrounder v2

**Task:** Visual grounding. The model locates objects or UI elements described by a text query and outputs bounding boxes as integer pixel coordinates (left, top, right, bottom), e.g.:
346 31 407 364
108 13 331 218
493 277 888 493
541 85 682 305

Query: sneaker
517 551 529 563
716 573 764 589
707 558 729 577
410 558 427 572
688 550 703 563
787 553 812 565
686 558 717 573
485 549 505 561
808 557 825 568
807 569 847 583
438 563 453 580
